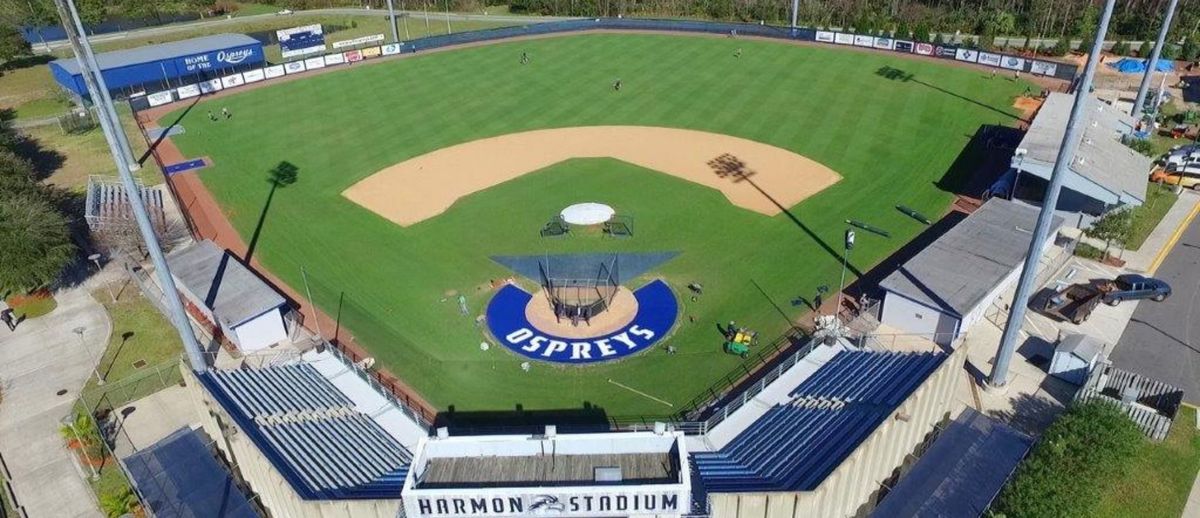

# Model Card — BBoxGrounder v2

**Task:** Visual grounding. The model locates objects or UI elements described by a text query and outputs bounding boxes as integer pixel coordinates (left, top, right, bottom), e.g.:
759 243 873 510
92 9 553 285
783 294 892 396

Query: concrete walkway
0 288 109 518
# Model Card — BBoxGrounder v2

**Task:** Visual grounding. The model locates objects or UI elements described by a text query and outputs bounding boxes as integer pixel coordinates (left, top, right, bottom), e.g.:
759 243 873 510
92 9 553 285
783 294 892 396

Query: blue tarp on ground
1110 57 1176 74
491 252 679 284
124 427 259 518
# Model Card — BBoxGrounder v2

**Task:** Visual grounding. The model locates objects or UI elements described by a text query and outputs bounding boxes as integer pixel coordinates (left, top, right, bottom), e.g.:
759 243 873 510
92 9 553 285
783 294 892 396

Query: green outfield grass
167 33 1030 416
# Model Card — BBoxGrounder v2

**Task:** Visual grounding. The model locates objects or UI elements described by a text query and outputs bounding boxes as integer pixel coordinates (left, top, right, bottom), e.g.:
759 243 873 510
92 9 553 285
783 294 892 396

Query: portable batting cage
538 254 620 326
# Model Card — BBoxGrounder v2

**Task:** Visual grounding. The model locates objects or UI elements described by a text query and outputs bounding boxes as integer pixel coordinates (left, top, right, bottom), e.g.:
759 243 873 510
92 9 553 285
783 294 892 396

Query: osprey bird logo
528 495 566 514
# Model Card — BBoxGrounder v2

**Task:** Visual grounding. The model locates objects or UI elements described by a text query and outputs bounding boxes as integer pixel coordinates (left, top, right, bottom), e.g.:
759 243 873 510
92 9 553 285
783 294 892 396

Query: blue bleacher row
693 350 945 493
199 363 412 500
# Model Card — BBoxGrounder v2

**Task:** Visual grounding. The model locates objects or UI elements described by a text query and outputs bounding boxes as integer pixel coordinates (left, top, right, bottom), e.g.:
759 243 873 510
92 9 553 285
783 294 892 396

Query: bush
1051 36 1071 56
1139 40 1152 57
1111 40 1129 56
994 402 1143 518
1123 136 1155 156
1074 241 1105 260
1182 39 1199 62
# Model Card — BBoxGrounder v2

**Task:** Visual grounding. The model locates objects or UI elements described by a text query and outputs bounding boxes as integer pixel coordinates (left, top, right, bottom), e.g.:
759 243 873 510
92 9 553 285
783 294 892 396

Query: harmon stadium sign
412 492 682 517
485 280 677 364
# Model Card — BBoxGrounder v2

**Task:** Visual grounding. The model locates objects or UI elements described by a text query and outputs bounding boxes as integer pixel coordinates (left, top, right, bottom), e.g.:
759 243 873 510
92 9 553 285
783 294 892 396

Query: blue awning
123 427 259 518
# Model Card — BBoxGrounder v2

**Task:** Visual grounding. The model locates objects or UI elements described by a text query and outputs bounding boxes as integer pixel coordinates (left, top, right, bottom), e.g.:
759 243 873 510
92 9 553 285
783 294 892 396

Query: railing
323 340 435 429
681 332 821 434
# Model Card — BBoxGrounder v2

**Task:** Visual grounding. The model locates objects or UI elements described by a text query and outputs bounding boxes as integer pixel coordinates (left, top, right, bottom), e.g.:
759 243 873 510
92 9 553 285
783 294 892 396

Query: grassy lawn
5 291 57 320
167 33 1030 415
0 56 72 121
1128 181 1180 250
18 106 157 191
82 288 183 411
1095 406 1200 517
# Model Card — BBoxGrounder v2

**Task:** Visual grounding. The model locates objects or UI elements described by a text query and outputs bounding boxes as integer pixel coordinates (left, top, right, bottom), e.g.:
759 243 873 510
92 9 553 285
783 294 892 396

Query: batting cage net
539 254 619 327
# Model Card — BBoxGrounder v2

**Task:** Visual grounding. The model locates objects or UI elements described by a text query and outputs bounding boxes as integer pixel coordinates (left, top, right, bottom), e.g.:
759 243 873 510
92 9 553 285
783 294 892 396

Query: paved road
33 8 573 52
0 289 108 518
1111 215 1200 404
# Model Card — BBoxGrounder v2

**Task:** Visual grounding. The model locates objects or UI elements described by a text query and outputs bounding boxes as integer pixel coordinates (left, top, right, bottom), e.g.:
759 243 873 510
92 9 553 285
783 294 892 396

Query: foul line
607 379 674 407
1148 199 1200 274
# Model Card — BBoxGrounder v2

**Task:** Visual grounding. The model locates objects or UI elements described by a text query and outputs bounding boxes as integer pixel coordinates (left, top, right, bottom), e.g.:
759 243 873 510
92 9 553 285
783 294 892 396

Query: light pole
444 0 452 34
73 326 103 386
1011 149 1027 200
88 253 115 303
836 229 856 326
61 415 97 480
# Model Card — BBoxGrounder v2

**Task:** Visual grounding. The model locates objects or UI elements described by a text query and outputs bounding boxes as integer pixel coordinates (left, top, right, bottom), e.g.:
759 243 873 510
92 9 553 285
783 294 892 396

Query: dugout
49 34 264 103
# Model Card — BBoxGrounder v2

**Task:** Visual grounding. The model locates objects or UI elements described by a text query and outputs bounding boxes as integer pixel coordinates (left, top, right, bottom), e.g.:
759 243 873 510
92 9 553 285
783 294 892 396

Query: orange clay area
524 287 638 339
343 126 842 226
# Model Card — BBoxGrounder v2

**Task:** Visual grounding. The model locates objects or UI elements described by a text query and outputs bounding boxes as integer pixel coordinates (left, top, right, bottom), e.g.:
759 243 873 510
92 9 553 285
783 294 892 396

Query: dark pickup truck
1100 274 1172 305
1040 275 1171 324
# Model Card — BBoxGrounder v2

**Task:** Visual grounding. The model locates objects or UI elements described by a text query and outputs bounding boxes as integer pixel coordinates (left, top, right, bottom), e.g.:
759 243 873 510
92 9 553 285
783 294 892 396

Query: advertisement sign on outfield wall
853 34 874 47
1030 60 1058 76
304 56 325 70
263 64 286 78
894 40 914 53
914 42 934 55
146 91 173 107
977 51 1002 67
344 50 363 62
332 34 385 49
1000 56 1026 71
242 69 266 83
381 43 402 55
361 46 382 58
833 33 854 45
935 46 958 58
284 61 307 74
873 37 894 50
176 84 200 99
220 73 245 89
323 52 346 65
815 31 835 43
954 48 979 62
198 78 223 94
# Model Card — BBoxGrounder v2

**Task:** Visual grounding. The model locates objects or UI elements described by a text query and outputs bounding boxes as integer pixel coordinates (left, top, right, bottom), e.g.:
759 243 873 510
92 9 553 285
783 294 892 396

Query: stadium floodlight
989 0 1117 390
1132 0 1179 119
53 0 207 372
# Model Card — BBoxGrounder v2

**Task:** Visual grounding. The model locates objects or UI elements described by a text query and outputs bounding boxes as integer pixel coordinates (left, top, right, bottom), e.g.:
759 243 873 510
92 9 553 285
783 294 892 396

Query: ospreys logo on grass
414 492 681 516
485 279 678 364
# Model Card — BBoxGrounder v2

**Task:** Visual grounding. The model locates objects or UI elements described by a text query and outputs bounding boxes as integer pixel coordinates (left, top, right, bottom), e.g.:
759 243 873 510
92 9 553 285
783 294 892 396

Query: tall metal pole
52 0 207 373
1132 0 1179 118
65 0 139 171
386 0 401 43
989 0 1116 389
444 0 452 34
789 0 799 31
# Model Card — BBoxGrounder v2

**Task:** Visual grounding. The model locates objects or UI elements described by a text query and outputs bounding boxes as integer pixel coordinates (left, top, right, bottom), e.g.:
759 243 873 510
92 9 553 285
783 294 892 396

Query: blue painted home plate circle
486 280 678 364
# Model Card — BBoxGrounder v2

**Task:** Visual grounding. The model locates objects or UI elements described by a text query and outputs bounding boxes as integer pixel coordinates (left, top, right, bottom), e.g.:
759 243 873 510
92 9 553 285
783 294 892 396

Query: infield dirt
344 125 842 226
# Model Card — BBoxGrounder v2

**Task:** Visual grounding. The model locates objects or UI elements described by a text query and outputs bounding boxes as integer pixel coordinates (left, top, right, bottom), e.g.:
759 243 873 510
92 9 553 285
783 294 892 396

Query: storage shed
878 198 1064 347
166 240 291 353
1049 333 1105 385
49 34 263 101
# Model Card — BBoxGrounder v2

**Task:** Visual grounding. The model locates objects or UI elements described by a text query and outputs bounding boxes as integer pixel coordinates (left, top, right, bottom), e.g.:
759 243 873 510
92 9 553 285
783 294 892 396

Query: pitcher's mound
524 287 638 339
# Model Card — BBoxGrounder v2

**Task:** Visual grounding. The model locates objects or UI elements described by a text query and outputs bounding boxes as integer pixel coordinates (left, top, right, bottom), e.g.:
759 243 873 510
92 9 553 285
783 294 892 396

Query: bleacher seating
693 350 945 492
199 363 412 500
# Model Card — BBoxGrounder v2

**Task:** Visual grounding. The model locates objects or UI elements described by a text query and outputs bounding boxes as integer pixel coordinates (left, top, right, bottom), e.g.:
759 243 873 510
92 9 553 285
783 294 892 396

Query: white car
1164 146 1200 166
277 9 293 15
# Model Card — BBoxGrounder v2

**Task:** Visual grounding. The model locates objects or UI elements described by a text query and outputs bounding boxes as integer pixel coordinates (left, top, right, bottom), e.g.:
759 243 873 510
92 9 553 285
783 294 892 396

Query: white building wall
879 292 959 345
180 366 403 518
232 308 288 352
707 343 967 518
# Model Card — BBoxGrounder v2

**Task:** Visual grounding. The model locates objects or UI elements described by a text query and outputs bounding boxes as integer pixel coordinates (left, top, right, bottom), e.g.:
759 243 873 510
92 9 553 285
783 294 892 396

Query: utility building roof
166 240 286 328
51 33 259 75
1014 92 1151 206
879 198 1063 317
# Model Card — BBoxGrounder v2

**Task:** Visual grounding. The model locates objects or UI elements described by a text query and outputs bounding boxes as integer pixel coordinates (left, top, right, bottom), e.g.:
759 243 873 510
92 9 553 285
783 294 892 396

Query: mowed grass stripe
169 33 1027 414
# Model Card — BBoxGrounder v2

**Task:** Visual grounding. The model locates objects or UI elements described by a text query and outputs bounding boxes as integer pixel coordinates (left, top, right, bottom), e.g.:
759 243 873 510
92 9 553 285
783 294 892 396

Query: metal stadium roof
51 33 259 75
165 240 286 328
879 198 1063 317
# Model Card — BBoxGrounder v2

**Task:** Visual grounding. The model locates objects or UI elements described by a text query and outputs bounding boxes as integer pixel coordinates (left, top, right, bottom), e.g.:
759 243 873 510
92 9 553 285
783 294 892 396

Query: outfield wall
130 18 1077 112
707 342 967 517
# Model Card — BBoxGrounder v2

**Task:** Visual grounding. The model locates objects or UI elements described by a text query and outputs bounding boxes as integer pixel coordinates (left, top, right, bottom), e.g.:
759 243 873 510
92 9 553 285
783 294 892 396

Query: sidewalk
0 288 109 518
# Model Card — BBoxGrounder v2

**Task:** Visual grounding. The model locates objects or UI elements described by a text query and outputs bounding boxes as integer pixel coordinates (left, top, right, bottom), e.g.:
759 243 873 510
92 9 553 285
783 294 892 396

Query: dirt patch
1013 96 1044 126
344 126 841 226
524 287 638 339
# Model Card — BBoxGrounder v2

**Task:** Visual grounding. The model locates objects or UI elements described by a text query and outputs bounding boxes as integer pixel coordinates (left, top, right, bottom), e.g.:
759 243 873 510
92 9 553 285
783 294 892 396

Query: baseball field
164 32 1030 417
